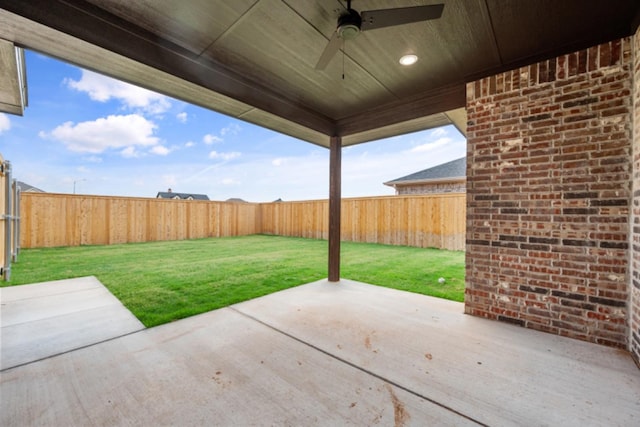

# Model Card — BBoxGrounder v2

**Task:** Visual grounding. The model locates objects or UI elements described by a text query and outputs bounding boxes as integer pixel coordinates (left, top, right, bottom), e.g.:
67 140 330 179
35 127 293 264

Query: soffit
0 0 638 147
0 40 25 115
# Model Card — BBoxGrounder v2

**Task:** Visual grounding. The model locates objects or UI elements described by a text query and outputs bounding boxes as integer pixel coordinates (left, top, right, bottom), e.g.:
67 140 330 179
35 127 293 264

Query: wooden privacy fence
21 193 466 251
260 194 465 250
21 193 260 248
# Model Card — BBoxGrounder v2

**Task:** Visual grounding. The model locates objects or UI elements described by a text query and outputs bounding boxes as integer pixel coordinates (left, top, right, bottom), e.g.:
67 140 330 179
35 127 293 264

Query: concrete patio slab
0 276 145 370
1 305 473 426
235 280 640 426
1 278 638 426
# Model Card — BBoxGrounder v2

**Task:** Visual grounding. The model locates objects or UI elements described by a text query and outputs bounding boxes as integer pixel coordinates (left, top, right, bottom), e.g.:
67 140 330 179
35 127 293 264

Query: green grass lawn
5 235 465 327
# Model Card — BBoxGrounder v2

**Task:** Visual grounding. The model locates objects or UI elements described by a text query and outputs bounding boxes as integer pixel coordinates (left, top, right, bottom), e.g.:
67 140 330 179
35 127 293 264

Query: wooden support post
328 136 341 282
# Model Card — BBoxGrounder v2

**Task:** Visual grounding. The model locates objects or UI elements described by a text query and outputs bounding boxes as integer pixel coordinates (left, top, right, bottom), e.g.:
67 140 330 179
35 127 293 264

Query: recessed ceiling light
399 54 418 66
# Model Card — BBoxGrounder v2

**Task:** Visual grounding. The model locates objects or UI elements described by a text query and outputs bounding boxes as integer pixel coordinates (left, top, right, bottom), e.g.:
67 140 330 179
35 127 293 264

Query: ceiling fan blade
315 29 342 70
361 4 444 31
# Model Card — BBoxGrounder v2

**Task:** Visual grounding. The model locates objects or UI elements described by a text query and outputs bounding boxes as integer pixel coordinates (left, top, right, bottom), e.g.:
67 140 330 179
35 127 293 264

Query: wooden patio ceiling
1 0 639 147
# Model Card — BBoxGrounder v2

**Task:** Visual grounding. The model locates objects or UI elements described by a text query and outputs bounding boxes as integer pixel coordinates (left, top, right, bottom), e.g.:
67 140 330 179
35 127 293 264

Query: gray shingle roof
156 191 209 200
16 181 45 192
384 157 466 186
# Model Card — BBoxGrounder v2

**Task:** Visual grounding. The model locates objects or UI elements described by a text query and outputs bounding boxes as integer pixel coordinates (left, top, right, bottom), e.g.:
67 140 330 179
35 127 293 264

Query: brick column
465 38 633 348
630 28 640 366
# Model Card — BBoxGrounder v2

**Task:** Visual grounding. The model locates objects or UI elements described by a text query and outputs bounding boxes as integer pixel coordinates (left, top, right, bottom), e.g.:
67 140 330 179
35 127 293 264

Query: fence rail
21 193 466 251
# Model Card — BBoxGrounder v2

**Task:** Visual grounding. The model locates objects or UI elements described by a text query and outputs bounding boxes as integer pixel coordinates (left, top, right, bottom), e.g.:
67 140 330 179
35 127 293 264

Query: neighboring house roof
16 180 45 193
156 191 209 200
384 157 466 187
225 198 248 203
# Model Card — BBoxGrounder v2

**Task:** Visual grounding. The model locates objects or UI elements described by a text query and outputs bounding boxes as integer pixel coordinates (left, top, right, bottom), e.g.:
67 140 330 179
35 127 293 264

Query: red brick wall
465 38 633 348
395 181 465 195
631 28 640 365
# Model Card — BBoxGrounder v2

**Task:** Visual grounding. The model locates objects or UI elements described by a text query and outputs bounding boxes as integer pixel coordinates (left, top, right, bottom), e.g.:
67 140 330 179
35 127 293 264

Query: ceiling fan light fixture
315 3 443 71
399 54 418 66
337 8 362 40
338 24 360 40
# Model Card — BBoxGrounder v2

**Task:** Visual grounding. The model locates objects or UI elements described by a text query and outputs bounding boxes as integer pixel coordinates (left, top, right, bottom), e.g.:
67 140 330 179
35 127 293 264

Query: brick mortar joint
630 28 640 364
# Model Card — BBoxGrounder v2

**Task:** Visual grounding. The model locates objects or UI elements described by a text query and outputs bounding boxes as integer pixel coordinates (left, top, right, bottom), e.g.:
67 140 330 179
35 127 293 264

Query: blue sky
0 51 466 202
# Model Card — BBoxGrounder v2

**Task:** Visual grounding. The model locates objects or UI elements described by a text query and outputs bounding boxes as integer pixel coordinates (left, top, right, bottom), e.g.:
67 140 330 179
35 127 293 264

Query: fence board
20 193 465 251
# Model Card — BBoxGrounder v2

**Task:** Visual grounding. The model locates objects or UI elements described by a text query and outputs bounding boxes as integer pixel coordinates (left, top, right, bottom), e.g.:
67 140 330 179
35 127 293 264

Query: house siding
465 37 633 351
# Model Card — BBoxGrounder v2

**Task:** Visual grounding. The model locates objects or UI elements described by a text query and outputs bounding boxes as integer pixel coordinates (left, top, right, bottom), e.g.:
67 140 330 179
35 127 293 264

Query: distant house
225 198 248 203
156 188 209 200
16 181 45 193
384 157 466 195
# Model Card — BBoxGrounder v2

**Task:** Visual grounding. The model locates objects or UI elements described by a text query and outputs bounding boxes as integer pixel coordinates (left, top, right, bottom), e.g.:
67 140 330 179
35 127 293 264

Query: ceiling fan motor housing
338 9 362 40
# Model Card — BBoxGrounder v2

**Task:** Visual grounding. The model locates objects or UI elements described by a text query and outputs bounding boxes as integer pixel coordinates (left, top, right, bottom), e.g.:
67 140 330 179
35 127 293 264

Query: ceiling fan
315 0 445 70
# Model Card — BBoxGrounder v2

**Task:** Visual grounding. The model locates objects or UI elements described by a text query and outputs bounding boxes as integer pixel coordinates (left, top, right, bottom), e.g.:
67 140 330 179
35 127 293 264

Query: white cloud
221 123 241 136
0 113 10 134
120 146 140 158
176 112 188 123
150 145 170 156
203 134 223 145
209 151 241 161
66 69 171 115
20 119 465 202
84 155 103 163
201 123 241 145
185 141 195 148
410 137 453 153
42 114 159 154
162 174 177 188
335 126 467 198
431 127 448 137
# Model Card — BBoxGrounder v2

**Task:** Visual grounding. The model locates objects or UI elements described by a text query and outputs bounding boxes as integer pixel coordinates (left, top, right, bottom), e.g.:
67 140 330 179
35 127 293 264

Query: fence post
1 159 12 280
12 179 20 262
328 136 341 282
0 155 4 279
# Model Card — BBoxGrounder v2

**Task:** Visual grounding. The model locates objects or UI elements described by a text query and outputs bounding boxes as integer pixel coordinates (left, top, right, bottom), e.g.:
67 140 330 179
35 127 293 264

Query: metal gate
0 154 20 281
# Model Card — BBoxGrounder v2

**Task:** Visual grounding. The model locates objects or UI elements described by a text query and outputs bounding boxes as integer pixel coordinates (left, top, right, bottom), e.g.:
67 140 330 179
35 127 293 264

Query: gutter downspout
3 160 12 280
12 179 19 262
